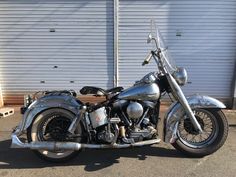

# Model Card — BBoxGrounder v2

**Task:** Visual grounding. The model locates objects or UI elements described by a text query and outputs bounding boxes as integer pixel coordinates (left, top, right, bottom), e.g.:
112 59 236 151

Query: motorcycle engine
125 101 157 142
88 101 157 144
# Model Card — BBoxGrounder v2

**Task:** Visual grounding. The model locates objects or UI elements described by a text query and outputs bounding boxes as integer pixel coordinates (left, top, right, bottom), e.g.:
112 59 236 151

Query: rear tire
172 108 228 157
27 108 85 162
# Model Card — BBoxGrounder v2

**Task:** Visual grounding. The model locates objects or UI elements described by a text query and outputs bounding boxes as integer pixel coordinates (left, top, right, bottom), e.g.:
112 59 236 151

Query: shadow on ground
0 139 186 171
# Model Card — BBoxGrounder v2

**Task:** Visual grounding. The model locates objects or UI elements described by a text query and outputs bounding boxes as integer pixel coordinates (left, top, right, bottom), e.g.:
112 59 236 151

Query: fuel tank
118 83 160 101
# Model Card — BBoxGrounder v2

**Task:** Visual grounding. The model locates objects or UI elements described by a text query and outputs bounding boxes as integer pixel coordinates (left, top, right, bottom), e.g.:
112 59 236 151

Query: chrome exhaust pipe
11 134 161 151
11 134 82 151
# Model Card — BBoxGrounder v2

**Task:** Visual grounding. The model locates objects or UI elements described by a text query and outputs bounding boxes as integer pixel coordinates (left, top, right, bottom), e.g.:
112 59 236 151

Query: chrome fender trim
163 95 226 143
17 95 81 135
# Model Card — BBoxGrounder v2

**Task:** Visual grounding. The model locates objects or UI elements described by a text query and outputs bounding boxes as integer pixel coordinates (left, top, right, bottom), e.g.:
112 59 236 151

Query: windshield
150 20 177 73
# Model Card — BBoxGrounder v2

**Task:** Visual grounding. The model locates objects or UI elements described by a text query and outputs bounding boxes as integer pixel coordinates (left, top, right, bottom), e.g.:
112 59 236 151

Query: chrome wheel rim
177 109 219 149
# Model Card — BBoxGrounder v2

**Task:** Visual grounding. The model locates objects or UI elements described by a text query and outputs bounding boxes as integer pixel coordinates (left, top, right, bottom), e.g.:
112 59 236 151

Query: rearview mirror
147 33 153 43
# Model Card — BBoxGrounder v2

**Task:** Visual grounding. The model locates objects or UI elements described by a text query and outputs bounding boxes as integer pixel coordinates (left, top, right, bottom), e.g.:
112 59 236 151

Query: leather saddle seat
80 86 123 96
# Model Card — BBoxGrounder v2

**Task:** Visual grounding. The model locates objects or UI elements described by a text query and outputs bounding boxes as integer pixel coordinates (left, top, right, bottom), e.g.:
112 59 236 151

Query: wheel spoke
37 115 75 142
178 108 218 148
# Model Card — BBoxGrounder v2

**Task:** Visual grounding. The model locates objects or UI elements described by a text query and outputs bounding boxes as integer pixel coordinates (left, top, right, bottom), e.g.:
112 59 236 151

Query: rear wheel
172 108 228 157
27 108 85 162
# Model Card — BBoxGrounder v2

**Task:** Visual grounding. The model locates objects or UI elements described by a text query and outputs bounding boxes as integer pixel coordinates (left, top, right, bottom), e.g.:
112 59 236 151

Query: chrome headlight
172 67 188 86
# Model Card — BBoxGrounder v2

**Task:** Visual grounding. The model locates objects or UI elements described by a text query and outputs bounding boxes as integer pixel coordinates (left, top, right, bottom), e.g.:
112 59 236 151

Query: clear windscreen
150 20 177 73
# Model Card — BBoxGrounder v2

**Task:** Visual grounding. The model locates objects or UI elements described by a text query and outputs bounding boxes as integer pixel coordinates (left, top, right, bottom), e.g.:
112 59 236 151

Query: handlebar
142 50 165 74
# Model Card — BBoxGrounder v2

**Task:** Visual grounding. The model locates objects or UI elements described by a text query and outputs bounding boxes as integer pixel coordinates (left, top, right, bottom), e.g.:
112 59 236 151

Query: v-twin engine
87 100 157 144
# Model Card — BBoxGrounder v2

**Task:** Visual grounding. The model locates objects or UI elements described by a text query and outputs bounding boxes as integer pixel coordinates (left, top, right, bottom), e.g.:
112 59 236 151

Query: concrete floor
0 106 236 177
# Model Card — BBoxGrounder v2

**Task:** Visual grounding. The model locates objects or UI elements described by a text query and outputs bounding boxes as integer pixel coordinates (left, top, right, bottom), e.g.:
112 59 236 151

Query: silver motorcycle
11 20 228 162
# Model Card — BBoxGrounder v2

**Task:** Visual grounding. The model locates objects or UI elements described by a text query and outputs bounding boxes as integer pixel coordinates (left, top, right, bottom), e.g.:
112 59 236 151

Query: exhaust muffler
11 134 161 151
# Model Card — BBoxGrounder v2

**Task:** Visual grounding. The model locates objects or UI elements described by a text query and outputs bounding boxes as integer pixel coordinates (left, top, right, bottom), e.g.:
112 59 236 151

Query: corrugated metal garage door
0 0 114 104
119 0 236 104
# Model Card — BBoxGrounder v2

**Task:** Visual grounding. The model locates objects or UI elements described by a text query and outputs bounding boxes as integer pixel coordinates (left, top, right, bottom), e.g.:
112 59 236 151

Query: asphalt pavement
0 106 236 177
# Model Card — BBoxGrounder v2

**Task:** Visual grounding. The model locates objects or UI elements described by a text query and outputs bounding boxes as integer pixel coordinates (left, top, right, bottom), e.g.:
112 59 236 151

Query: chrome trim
109 117 121 124
11 133 161 150
164 95 226 143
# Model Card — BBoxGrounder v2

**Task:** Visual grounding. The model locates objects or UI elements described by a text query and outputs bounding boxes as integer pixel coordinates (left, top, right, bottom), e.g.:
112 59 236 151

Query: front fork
166 73 203 133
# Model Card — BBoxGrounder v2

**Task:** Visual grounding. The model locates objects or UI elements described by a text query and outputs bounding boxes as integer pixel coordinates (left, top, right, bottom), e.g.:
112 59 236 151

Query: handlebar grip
142 52 152 66
142 60 148 66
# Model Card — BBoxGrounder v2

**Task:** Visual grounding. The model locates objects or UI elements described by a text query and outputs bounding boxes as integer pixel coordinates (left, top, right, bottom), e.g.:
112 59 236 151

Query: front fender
17 94 81 135
163 95 226 143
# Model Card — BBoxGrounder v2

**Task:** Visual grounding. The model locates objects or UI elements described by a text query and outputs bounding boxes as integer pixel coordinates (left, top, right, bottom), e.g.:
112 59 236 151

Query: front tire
27 108 85 162
172 108 228 157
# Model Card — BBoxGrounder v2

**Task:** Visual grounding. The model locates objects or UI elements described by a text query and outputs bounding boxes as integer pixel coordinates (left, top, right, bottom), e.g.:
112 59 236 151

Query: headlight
172 67 188 86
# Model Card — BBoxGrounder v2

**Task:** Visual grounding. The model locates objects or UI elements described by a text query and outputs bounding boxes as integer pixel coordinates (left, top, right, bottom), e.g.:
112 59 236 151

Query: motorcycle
11 20 228 162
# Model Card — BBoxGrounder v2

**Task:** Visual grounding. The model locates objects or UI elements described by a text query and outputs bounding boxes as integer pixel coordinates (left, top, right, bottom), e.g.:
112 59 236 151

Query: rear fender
17 95 82 135
163 95 226 143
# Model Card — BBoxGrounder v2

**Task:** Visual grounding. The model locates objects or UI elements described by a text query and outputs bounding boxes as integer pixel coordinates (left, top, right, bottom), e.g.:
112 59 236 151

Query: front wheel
172 108 228 157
